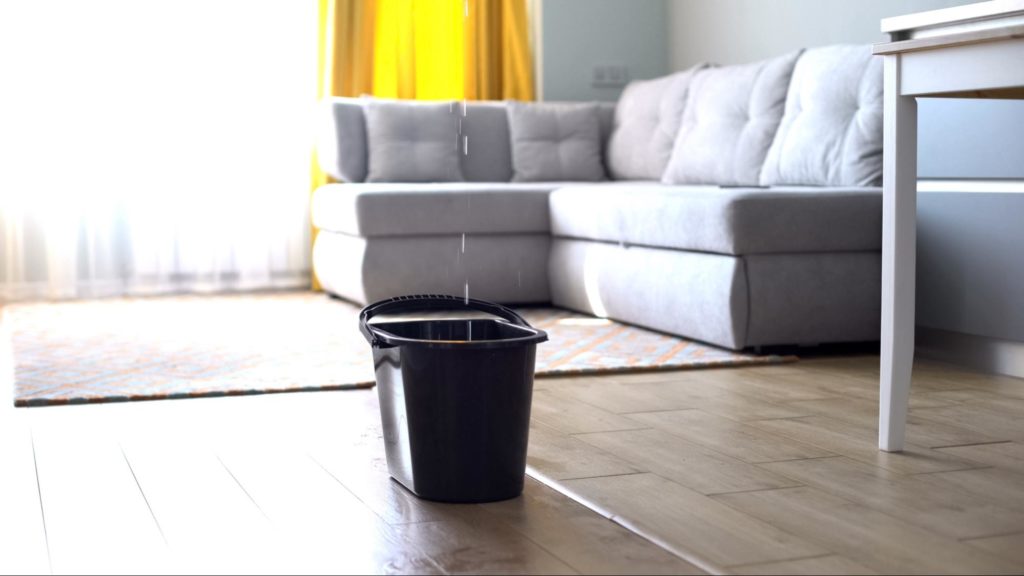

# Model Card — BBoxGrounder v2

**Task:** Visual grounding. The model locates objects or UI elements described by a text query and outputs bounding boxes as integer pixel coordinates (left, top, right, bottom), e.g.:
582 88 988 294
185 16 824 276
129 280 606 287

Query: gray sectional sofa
312 44 883 351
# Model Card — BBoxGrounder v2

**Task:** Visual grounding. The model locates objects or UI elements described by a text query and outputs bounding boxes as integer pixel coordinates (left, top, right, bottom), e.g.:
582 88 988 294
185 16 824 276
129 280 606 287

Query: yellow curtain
313 0 534 287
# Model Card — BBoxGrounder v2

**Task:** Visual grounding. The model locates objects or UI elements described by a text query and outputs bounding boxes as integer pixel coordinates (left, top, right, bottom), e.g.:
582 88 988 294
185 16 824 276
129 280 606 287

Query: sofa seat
313 182 567 237
547 183 882 349
549 183 882 255
312 182 617 306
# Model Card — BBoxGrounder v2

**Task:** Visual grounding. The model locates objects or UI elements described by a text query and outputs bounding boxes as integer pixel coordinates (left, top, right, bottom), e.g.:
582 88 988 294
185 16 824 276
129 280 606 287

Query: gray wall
666 0 973 68
917 192 1024 342
540 0 668 101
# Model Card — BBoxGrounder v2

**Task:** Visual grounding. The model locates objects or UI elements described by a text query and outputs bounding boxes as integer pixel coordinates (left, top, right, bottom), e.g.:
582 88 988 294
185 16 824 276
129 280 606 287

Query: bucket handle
359 294 532 347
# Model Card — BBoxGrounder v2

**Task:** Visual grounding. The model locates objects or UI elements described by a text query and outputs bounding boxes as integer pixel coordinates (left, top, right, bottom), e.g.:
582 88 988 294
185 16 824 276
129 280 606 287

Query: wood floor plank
526 421 642 481
732 554 878 575
0 410 51 575
918 467 1024 516
529 389 647 435
390 512 579 575
691 370 841 404
911 360 1024 391
308 431 453 526
936 441 1024 474
915 389 1024 420
750 415 986 474
675 391 812 421
574 428 801 495
628 409 835 463
214 437 443 574
542 378 723 414
559 473 827 570
911 403 1024 441
29 405 171 575
964 533 1024 566
480 477 706 575
714 486 1020 574
785 396 1003 448
115 401 285 574
761 456 1024 539
314 451 455 526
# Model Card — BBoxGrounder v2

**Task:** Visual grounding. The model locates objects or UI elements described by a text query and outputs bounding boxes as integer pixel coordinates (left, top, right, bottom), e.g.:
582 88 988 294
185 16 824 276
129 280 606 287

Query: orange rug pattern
4 293 794 406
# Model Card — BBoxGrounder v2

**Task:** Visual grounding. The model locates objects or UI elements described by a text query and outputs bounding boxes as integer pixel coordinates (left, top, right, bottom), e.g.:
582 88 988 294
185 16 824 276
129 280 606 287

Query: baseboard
916 326 1024 380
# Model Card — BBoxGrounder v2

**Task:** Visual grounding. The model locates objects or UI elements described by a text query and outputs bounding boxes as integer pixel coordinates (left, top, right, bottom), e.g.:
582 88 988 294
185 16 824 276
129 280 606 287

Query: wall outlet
592 64 629 88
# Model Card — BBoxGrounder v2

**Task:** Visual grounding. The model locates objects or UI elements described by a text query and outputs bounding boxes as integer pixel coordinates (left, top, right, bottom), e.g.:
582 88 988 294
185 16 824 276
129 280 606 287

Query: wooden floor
3 352 1024 574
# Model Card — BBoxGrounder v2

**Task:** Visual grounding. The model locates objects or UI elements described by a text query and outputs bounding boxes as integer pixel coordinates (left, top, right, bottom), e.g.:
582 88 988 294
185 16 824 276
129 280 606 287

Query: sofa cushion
507 102 606 182
662 51 801 186
313 182 567 237
364 100 463 182
317 97 368 183
760 45 883 187
606 65 705 181
549 238 748 349
460 101 514 182
549 183 881 255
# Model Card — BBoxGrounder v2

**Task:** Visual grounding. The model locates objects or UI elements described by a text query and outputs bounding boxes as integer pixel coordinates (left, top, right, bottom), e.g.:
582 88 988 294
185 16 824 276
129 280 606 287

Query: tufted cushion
507 101 606 182
364 100 463 182
662 51 801 186
317 97 368 183
606 64 705 180
760 45 883 187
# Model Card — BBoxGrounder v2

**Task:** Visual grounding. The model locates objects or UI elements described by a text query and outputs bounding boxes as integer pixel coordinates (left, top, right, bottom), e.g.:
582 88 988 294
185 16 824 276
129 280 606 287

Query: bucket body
360 296 547 503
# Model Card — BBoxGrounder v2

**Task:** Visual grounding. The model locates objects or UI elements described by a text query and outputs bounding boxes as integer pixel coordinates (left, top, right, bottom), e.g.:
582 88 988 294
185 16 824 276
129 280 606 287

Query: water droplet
463 135 469 156
462 98 467 117
461 233 466 254
468 320 473 341
464 281 469 305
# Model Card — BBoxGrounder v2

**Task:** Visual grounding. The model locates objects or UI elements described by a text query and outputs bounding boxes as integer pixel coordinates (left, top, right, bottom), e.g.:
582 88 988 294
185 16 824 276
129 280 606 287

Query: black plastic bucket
359 294 548 503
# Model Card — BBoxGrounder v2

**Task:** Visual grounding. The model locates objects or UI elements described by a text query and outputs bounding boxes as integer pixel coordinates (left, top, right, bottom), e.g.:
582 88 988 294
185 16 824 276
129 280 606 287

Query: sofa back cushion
507 101 606 182
606 65 705 181
760 45 883 187
364 100 464 182
460 101 515 182
662 50 801 186
317 97 368 183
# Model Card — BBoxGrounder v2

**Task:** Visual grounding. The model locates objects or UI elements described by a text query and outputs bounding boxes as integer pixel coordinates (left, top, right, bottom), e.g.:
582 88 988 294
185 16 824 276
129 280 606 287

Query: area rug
3 292 795 406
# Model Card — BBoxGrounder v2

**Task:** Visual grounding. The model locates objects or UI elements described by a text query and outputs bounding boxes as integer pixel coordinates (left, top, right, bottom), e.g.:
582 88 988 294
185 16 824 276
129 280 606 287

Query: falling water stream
453 0 524 320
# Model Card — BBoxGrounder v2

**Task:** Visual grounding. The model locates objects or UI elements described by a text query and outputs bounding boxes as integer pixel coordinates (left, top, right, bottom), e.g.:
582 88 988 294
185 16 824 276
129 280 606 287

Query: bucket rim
360 294 548 349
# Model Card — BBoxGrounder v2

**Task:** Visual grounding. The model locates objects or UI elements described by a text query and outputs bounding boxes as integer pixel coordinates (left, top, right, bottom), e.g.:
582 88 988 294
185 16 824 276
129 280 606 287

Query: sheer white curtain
0 1 316 301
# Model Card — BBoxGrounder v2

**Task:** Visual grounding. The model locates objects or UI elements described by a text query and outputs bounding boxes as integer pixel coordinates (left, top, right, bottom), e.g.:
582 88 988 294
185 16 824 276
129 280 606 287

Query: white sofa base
313 230 551 305
549 238 880 350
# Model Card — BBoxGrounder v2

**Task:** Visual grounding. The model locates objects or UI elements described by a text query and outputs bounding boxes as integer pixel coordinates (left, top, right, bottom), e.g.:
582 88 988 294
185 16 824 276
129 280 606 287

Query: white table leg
880 55 918 452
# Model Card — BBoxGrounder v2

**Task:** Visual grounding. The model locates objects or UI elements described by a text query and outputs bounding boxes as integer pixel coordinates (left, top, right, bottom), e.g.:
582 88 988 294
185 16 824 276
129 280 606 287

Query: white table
876 0 1024 451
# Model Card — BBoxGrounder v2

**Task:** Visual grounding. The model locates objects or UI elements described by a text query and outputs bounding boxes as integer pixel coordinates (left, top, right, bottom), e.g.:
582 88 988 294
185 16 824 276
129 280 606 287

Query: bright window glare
0 1 318 298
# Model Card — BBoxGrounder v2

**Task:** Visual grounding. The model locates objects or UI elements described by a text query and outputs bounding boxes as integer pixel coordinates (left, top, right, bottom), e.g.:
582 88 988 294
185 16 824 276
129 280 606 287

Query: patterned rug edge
13 381 377 408
12 354 798 407
534 353 799 379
